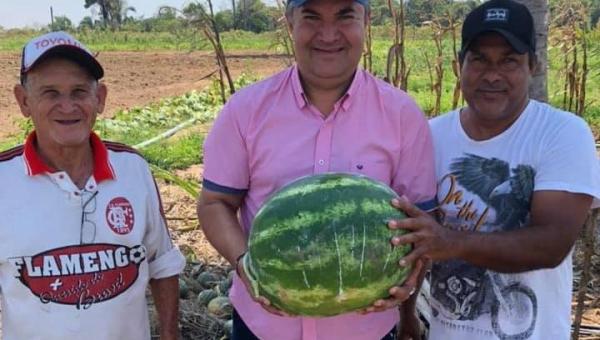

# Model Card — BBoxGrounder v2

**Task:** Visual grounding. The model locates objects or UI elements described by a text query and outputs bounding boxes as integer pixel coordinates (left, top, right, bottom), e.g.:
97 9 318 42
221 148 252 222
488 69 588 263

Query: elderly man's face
14 58 106 152
460 33 534 125
287 0 366 83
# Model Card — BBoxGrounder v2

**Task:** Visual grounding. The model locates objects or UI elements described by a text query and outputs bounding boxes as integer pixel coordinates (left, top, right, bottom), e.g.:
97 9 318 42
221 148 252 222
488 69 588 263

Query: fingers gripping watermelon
242 173 411 316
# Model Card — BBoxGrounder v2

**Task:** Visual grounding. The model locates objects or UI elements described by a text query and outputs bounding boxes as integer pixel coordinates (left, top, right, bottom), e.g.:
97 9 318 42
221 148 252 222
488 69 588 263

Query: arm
196 188 246 265
150 275 180 340
392 191 592 273
398 259 429 340
197 188 288 316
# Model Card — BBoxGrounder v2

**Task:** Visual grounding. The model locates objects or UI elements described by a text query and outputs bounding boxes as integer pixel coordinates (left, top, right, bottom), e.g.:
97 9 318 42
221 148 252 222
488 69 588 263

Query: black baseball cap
20 31 104 84
287 0 368 7
460 0 536 58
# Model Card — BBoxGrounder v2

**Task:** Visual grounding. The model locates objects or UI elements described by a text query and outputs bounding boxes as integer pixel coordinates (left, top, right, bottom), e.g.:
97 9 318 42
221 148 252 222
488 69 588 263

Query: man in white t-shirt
0 31 186 339
391 1 600 339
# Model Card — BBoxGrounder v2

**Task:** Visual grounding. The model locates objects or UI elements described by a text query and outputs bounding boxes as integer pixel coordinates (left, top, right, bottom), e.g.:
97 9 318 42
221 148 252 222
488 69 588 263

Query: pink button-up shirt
203 66 436 340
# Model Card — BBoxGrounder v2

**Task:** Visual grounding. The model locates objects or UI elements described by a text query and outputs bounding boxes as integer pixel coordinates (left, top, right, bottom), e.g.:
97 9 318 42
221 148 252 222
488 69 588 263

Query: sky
0 0 261 29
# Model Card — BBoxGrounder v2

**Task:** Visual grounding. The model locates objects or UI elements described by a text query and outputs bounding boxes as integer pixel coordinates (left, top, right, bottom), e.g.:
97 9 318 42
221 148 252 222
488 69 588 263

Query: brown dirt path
0 51 289 139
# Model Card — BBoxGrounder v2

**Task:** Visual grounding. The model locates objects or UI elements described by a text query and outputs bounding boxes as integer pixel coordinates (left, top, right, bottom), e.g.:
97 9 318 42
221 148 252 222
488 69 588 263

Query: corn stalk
550 0 591 117
385 0 409 90
275 0 296 66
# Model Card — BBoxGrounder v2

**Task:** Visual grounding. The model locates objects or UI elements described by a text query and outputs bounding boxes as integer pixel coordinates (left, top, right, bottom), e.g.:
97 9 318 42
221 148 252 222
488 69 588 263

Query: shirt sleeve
202 97 250 193
535 115 600 207
143 165 186 279
392 96 437 211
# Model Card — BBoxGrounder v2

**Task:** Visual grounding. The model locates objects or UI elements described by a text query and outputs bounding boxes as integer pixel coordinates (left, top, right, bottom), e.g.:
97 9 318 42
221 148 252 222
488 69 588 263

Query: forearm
453 224 577 273
150 275 180 340
401 259 429 313
197 200 247 265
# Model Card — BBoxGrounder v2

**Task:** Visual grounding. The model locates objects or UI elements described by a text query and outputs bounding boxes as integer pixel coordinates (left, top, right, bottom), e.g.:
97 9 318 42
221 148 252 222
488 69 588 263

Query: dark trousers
232 309 397 340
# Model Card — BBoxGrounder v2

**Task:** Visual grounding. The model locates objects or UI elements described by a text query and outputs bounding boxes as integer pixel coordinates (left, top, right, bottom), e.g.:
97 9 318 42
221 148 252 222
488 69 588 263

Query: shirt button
318 160 325 166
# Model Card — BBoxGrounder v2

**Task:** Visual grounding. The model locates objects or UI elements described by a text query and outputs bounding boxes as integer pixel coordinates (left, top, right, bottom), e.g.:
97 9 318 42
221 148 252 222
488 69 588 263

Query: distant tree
214 10 235 32
405 0 479 26
234 0 276 33
84 0 135 29
51 16 73 31
78 16 95 30
367 0 390 25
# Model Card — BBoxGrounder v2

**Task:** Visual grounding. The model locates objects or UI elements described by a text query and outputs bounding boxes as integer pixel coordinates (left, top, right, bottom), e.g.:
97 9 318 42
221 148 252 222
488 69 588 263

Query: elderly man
392 1 600 339
0 31 186 339
197 0 436 339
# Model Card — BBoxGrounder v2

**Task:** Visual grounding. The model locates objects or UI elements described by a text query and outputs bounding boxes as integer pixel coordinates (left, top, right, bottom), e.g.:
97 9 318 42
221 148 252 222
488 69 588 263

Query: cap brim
288 0 368 7
21 45 104 81
462 28 530 55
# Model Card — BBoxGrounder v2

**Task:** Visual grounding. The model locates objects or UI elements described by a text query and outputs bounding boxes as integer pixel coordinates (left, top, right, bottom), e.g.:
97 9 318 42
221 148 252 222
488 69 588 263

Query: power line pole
50 6 55 30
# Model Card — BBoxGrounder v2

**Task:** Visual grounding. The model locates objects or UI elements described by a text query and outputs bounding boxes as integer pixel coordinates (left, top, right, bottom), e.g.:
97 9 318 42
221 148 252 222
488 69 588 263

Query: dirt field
0 51 289 139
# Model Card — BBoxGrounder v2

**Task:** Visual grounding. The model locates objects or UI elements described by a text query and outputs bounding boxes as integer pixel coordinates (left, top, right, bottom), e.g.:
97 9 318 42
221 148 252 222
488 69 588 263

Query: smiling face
460 33 534 128
14 57 107 154
287 0 366 84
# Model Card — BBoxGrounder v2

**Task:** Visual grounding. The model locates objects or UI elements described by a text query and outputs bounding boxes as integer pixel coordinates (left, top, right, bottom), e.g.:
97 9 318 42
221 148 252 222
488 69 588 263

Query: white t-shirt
428 100 600 340
0 133 186 340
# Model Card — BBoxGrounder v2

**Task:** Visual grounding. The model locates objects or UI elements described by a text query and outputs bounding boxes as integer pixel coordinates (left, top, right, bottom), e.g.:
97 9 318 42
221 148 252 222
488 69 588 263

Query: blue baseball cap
287 0 368 7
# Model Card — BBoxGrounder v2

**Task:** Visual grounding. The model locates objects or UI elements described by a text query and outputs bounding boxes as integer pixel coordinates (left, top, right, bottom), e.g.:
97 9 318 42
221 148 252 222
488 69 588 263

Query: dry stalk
572 210 599 340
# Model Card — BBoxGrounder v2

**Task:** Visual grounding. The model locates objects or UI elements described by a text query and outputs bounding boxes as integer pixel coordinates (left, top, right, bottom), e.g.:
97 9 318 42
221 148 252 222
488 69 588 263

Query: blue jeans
232 309 397 340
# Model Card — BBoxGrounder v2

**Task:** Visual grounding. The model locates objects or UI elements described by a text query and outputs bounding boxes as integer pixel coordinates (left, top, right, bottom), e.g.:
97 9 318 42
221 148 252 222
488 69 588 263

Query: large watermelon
242 172 411 316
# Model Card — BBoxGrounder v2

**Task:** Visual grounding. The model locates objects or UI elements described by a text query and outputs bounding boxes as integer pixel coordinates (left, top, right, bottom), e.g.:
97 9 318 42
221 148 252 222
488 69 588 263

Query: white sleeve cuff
148 246 186 279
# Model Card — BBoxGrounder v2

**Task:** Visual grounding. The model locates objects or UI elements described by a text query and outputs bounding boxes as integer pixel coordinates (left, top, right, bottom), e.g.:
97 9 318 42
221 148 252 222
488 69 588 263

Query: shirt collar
290 65 365 112
23 131 115 183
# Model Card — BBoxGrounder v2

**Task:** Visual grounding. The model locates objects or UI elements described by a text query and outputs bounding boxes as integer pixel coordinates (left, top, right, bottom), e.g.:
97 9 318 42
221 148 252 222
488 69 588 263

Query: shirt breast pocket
349 158 392 185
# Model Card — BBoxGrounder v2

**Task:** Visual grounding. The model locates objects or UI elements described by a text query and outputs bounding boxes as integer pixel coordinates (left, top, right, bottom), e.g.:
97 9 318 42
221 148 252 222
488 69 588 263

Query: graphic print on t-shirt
8 243 146 310
432 153 538 340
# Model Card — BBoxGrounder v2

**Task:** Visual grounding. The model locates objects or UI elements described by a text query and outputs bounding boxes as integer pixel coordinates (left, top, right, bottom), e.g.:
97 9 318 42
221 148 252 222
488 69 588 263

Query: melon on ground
243 172 411 316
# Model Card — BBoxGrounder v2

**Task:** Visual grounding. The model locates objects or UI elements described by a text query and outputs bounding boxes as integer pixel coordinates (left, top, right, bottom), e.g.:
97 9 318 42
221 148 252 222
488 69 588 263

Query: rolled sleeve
149 246 186 279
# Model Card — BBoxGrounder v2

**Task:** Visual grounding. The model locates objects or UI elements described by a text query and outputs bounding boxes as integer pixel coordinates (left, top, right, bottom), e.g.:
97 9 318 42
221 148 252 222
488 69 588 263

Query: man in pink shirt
197 0 436 339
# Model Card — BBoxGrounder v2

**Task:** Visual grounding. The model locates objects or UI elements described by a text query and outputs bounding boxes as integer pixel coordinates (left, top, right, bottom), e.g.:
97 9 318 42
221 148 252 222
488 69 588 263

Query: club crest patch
106 197 135 235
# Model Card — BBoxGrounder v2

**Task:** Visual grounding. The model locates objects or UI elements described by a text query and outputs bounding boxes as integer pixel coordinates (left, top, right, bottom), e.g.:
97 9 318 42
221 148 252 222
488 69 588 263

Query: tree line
44 0 600 34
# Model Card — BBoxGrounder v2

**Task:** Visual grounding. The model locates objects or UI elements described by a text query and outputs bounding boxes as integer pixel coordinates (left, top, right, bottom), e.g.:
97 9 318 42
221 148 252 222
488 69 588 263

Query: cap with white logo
20 31 104 84
460 0 536 59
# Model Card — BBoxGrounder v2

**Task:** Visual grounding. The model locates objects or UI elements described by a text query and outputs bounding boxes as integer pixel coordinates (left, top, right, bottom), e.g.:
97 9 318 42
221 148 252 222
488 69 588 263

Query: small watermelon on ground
197 271 219 289
208 296 233 317
243 172 411 316
197 289 219 306
179 278 189 299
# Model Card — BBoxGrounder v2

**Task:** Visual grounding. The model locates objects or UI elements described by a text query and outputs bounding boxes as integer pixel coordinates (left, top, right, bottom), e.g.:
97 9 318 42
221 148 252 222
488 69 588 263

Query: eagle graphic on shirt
449 153 536 229
431 154 538 339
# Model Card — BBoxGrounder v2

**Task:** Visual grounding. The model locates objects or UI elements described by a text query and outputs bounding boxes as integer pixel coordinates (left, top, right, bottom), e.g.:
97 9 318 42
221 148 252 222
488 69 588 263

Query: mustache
477 83 508 92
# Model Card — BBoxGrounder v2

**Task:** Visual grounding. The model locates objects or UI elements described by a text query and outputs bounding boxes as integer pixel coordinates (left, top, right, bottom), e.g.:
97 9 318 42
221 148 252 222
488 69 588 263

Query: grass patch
142 133 204 170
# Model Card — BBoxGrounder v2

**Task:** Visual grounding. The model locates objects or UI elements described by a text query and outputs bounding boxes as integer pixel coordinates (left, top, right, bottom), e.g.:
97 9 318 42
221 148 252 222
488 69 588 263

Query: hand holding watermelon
236 252 292 317
389 196 458 263
360 257 425 314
